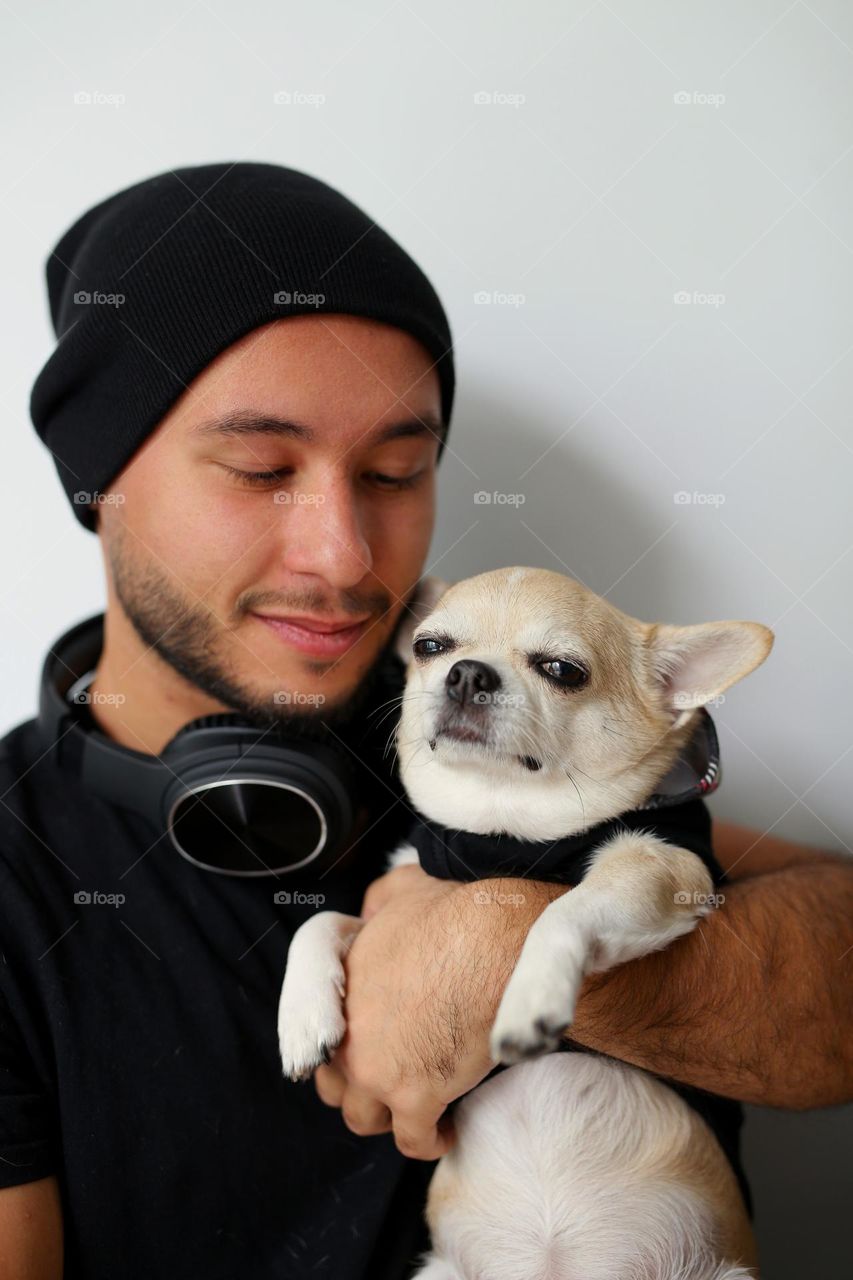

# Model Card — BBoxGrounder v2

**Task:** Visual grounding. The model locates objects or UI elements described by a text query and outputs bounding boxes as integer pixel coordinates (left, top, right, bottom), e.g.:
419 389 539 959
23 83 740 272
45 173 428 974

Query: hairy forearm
566 856 853 1108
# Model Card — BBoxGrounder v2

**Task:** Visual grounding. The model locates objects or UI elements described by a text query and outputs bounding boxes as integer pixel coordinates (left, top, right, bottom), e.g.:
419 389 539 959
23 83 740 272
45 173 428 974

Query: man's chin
241 634 397 732
266 674 357 723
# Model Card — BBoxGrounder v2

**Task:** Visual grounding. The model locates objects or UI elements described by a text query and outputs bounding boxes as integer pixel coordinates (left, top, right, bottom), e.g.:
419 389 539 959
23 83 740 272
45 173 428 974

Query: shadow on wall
429 384 733 624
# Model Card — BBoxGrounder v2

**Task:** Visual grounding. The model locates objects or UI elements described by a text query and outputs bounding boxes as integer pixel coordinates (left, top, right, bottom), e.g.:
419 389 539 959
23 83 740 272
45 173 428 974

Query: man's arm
0 1177 63 1279
569 826 853 1108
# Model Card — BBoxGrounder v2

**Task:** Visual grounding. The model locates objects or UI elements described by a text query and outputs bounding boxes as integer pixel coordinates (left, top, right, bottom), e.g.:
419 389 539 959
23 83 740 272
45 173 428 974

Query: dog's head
395 568 773 839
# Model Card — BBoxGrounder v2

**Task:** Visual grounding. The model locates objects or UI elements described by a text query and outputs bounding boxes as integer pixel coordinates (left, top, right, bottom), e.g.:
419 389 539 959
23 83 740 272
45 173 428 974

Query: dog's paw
490 1018 569 1065
490 961 582 1066
277 978 346 1083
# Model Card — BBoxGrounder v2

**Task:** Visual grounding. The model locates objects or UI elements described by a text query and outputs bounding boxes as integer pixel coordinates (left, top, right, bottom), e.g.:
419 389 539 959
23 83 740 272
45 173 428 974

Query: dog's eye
413 636 446 659
537 659 589 689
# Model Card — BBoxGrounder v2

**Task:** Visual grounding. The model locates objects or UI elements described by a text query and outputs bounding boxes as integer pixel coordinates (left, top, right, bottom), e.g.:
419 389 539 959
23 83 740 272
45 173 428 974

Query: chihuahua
278 568 773 1279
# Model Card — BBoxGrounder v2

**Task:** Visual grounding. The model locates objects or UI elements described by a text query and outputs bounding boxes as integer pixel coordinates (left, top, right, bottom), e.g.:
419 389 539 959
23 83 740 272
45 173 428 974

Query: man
1 162 850 1279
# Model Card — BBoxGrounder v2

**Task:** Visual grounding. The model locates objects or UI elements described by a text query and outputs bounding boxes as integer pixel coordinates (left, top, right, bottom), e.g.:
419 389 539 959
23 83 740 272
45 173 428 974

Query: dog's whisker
368 690 428 729
563 766 586 826
367 693 405 719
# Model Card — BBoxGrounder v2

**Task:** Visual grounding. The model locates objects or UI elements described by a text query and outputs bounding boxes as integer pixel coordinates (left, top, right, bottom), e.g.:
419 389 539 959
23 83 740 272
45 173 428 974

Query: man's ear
644 618 774 730
393 576 450 664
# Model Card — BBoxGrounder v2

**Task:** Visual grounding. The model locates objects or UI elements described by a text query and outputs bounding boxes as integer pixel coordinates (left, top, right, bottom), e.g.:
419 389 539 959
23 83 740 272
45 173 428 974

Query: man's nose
445 659 502 706
277 483 372 589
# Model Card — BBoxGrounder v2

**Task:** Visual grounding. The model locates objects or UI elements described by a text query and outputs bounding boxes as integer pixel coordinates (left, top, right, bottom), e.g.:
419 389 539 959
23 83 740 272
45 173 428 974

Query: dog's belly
423 1053 757 1280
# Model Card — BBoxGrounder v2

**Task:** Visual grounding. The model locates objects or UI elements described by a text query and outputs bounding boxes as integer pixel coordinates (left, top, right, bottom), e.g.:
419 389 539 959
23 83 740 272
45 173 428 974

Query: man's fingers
340 1086 393 1137
313 1060 346 1107
314 1064 393 1135
391 1101 456 1162
314 1058 455 1158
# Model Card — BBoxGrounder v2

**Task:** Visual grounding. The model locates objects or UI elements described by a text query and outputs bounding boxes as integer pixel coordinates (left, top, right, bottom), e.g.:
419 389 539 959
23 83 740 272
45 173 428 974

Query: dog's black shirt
406 708 754 1218
407 796 724 886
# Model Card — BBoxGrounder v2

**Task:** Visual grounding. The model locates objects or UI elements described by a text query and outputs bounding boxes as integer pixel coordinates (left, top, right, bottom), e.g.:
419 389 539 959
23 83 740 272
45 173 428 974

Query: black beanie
30 161 455 532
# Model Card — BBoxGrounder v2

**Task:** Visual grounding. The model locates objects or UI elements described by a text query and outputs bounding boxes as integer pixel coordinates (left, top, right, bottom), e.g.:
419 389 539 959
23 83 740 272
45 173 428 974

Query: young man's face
95 313 442 725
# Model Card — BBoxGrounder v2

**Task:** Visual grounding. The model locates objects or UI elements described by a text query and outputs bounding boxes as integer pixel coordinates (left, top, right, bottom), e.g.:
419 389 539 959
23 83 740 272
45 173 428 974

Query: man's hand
313 864 568 1160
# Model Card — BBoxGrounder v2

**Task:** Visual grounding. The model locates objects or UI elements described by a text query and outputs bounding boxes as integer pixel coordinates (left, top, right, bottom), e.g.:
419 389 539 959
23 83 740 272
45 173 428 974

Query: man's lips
252 612 372 658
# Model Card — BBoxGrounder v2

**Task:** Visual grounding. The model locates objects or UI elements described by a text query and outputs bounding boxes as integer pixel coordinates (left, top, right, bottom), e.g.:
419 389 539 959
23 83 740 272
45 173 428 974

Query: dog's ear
644 619 774 729
393 576 450 664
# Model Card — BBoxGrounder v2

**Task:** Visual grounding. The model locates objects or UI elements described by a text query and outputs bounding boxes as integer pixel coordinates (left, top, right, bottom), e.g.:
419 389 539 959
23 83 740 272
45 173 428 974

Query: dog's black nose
445 659 501 706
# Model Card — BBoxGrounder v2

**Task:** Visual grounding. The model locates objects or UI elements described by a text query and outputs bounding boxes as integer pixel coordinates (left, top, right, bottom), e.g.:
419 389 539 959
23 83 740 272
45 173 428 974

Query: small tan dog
278 568 773 1279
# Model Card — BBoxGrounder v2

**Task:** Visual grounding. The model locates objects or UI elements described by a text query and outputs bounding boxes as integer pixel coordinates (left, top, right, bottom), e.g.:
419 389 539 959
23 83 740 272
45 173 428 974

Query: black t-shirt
0 713 435 1279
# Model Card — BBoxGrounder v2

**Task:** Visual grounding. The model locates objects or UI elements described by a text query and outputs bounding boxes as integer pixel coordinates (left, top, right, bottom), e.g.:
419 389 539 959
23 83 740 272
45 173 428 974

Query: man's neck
88 608 229 756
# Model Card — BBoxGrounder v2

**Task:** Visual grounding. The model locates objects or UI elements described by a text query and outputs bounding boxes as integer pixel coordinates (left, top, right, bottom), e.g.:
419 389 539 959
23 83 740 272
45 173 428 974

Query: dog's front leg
277 910 364 1081
277 844 420 1081
490 832 717 1064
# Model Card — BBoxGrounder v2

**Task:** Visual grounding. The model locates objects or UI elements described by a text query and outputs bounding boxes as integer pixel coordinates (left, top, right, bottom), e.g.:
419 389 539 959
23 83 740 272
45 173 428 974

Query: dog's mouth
428 723 543 772
432 723 488 747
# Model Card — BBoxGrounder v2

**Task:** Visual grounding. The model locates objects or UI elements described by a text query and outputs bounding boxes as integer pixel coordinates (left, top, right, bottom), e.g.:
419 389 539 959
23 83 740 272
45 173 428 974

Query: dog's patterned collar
406 708 723 886
635 705 720 809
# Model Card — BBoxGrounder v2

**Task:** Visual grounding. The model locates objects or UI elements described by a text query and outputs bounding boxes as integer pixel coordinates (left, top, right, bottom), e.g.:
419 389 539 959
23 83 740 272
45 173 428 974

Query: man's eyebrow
190 411 447 445
375 415 447 444
191 413 314 441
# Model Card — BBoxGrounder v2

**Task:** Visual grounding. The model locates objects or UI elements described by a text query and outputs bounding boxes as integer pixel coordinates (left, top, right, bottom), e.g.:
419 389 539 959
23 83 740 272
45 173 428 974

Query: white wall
2 2 851 1271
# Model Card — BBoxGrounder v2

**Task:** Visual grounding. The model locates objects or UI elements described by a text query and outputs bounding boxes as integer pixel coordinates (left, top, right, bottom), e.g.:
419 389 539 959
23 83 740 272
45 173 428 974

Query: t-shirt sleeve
0 977 57 1188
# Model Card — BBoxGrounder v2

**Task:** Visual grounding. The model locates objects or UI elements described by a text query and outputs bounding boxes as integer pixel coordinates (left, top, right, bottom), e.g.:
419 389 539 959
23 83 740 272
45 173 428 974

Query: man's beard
107 528 398 740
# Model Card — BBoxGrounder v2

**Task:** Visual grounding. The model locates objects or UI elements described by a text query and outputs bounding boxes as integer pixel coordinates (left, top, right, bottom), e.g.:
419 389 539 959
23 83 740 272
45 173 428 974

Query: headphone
37 613 399 878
